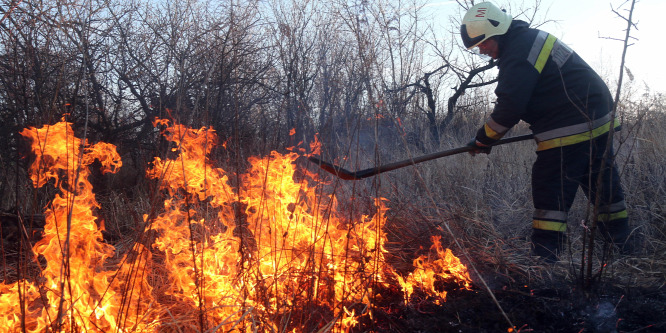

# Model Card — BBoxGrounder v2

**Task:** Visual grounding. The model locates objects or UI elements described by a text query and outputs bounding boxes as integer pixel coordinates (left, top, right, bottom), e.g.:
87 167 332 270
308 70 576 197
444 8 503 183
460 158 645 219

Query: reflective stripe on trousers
531 135 628 236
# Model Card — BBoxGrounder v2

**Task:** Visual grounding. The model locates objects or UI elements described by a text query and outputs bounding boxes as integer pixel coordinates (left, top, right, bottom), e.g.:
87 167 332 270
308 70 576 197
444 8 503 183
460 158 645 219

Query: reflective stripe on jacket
534 114 621 151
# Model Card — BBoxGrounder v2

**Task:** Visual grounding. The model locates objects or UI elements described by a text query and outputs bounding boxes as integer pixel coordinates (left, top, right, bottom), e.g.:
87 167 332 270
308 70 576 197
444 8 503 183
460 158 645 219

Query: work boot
531 229 566 263
598 221 640 255
613 231 643 255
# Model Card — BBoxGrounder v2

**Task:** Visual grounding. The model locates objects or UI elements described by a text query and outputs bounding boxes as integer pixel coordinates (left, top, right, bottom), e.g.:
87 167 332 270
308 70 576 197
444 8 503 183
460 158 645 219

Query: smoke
588 301 618 333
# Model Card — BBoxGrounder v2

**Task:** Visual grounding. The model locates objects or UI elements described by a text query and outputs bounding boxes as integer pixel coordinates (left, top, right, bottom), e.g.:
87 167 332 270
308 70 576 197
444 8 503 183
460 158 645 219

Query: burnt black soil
363 276 665 333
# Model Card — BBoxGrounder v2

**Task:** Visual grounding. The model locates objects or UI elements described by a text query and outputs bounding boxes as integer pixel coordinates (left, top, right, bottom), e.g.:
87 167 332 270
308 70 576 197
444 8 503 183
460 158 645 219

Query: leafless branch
584 0 638 289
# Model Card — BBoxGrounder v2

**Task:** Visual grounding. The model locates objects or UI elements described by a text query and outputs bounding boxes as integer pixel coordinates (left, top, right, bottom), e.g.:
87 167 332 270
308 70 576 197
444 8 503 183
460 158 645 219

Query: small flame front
0 118 472 332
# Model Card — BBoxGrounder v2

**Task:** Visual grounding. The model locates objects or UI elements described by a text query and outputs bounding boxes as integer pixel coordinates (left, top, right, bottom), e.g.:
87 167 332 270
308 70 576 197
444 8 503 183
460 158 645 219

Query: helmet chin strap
471 47 492 62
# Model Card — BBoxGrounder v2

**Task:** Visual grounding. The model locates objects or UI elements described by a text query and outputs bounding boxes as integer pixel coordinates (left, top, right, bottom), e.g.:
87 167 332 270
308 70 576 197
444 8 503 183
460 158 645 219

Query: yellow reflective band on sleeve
533 220 567 232
536 119 620 151
534 34 557 73
484 123 505 140
597 210 628 223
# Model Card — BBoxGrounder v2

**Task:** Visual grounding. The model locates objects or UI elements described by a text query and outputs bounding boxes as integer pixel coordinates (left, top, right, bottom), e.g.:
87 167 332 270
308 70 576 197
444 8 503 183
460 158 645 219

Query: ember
0 119 472 332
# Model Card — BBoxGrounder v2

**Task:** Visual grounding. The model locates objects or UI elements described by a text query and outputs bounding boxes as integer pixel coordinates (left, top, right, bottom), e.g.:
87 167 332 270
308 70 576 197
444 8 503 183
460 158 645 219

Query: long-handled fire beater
308 134 533 180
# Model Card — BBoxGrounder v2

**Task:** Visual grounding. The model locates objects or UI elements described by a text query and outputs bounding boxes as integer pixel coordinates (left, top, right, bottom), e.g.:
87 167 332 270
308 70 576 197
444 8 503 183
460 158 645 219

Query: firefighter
459 2 632 262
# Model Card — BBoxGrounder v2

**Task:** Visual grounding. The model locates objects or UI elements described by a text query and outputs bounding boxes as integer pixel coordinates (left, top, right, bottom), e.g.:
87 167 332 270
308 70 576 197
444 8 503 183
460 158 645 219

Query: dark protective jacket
475 20 619 151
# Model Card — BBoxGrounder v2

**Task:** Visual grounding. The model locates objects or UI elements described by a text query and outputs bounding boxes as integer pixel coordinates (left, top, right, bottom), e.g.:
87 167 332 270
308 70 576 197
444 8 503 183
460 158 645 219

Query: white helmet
460 2 512 49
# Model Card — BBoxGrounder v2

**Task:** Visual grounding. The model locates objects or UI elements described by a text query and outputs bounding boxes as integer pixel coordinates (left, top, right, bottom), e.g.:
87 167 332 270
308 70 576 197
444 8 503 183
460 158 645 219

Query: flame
0 121 132 332
397 236 472 305
0 118 472 332
366 113 385 121
309 133 321 156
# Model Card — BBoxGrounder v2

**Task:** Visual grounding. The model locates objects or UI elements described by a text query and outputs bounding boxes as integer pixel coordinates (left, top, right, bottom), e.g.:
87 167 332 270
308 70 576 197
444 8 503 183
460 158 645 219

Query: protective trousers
531 135 629 261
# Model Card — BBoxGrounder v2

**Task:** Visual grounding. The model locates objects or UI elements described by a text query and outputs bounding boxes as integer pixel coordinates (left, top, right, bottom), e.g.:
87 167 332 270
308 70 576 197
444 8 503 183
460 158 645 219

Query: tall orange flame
0 118 472 332
1 121 127 332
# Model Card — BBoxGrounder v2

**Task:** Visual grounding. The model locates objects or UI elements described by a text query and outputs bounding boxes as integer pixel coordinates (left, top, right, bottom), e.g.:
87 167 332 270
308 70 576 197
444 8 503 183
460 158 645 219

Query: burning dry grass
0 118 475 332
1 104 664 332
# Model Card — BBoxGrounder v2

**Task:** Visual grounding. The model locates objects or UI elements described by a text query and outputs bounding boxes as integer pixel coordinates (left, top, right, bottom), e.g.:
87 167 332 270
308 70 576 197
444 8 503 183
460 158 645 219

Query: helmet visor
460 24 485 49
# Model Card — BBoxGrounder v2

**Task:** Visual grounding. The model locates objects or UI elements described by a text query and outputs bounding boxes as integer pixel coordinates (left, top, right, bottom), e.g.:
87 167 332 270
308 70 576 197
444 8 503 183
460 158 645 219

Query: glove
466 139 492 156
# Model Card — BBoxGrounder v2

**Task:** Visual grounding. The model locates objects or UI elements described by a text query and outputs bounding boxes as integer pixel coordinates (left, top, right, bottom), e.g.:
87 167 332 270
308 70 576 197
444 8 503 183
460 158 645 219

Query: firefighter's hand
467 139 492 156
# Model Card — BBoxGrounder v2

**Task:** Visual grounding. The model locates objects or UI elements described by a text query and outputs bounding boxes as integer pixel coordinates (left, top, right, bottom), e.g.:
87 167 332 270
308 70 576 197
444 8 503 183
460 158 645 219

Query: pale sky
426 0 665 95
